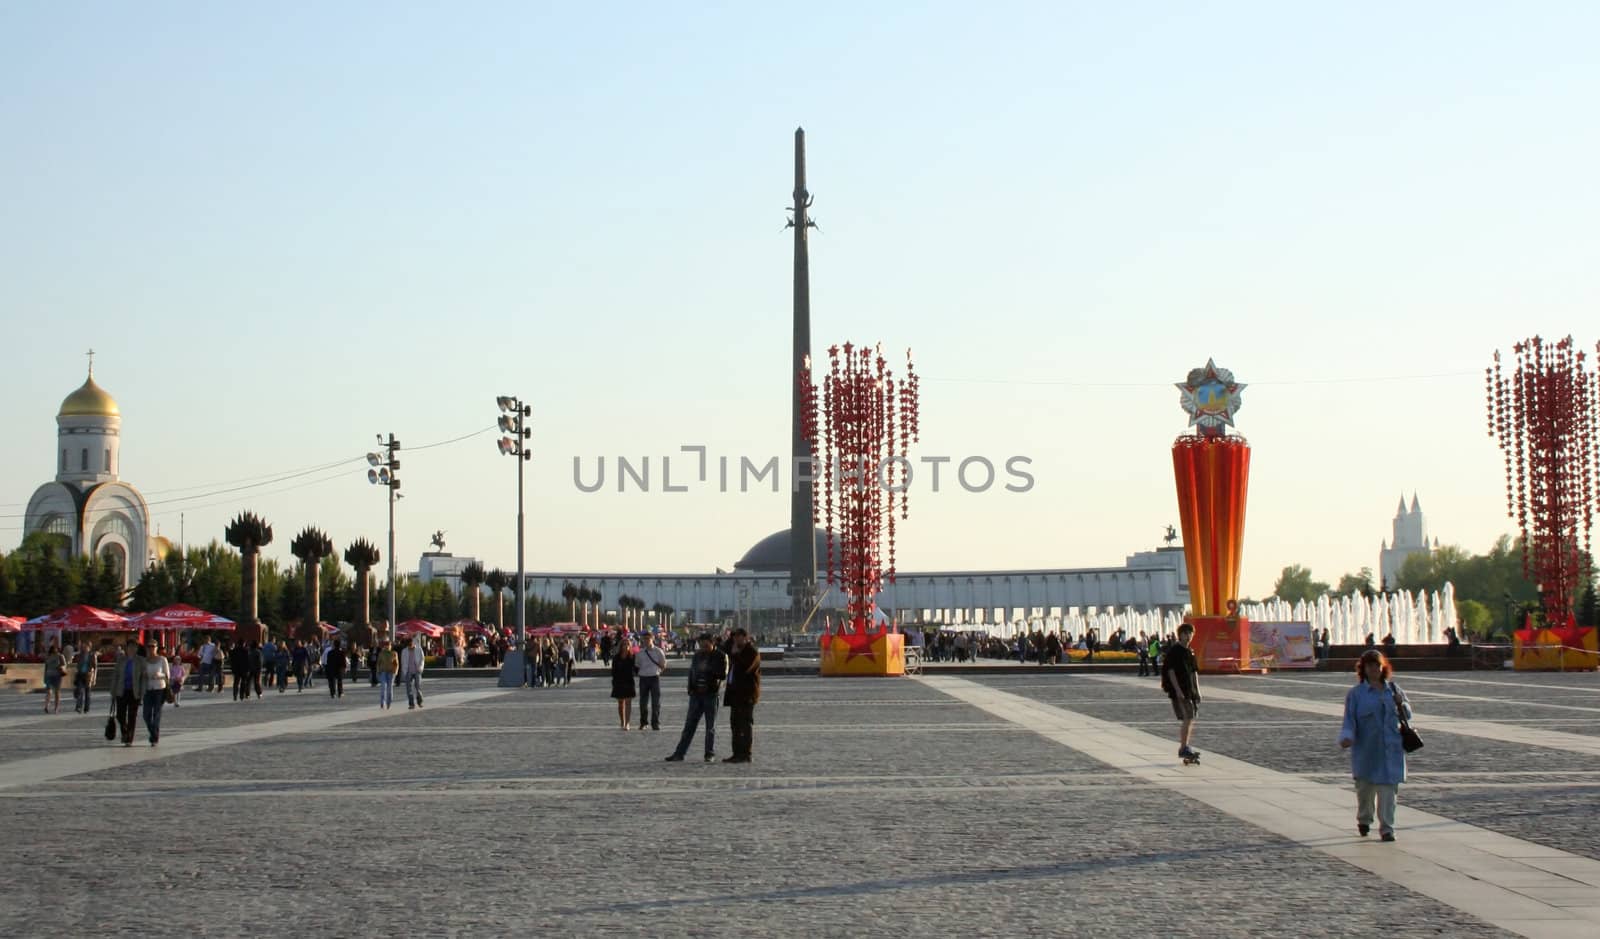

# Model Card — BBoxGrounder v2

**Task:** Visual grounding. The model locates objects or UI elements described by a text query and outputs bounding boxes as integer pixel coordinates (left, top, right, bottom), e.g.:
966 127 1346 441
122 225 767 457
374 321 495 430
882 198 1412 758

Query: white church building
22 363 154 592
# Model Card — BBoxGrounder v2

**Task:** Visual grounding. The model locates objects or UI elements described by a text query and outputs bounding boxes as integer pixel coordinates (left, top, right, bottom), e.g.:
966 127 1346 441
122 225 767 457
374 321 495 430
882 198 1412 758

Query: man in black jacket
247 640 264 699
325 640 348 700
228 640 251 702
722 629 761 763
664 633 727 763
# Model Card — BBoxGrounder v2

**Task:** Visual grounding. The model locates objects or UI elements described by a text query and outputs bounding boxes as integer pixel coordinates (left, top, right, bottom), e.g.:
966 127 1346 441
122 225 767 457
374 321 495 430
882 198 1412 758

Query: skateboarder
1160 623 1201 764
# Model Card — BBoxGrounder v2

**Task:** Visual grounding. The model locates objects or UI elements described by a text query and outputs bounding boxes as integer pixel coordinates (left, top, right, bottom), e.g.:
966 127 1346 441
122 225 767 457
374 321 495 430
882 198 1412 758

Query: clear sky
3 3 1598 600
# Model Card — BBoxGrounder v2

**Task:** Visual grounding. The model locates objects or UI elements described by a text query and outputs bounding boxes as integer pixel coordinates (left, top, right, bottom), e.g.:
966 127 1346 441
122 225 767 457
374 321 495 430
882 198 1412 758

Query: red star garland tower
801 343 920 676
1487 336 1600 670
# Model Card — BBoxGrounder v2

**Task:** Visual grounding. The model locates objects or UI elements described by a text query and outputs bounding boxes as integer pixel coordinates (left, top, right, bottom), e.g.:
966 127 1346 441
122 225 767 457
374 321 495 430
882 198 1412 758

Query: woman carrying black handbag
1337 649 1415 842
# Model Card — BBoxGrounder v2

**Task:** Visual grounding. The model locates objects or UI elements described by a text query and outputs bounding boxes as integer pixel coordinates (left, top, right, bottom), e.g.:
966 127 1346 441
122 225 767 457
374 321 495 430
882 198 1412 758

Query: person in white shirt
135 644 172 747
198 638 219 692
634 634 667 731
401 636 426 709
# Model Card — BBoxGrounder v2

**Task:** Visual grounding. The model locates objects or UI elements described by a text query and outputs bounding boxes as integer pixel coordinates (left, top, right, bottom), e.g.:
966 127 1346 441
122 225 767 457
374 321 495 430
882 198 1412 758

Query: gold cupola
58 372 120 418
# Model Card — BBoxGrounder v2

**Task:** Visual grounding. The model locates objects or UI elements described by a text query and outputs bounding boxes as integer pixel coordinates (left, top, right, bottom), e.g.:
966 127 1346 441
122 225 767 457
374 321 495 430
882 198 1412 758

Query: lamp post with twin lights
367 434 400 641
496 395 531 688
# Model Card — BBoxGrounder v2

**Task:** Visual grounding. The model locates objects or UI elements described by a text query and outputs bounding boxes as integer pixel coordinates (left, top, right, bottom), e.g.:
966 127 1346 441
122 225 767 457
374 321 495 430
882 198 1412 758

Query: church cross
86 348 95 376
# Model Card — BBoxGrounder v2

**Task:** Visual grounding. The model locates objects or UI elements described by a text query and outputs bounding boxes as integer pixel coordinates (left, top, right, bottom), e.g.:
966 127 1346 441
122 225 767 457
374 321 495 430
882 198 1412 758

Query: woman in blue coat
1339 649 1413 842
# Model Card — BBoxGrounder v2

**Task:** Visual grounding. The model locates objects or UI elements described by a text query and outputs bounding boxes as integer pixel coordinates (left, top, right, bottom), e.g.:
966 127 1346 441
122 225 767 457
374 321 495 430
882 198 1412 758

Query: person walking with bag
635 634 666 731
722 628 761 763
110 642 140 747
135 644 171 747
401 636 426 709
1339 649 1414 842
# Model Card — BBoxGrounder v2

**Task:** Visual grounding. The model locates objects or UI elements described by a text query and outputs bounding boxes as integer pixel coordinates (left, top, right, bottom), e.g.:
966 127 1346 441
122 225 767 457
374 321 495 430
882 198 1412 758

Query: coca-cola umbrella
131 603 236 650
395 619 444 638
0 615 22 633
134 603 237 631
22 605 134 631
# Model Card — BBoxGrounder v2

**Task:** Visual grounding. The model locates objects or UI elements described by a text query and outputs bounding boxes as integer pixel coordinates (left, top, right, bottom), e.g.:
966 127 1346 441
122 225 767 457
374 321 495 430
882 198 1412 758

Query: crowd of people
33 630 442 746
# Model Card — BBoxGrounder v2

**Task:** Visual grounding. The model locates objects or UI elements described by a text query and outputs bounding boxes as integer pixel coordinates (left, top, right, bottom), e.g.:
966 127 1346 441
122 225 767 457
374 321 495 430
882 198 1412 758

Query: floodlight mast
365 435 401 640
495 395 532 657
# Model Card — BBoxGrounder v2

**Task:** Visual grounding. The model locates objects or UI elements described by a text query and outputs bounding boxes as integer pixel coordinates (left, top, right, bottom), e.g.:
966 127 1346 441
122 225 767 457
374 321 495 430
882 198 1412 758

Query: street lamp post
495 395 531 688
367 435 401 641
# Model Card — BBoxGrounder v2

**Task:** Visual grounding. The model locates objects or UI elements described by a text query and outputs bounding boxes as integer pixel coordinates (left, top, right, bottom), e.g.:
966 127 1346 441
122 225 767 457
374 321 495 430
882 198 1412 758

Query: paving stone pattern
978 674 1600 862
0 673 1570 936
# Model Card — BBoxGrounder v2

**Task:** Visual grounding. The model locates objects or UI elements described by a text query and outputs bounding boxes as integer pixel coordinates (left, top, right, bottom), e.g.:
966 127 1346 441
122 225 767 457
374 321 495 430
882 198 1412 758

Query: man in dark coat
722 628 761 763
325 640 348 699
228 640 251 702
664 633 727 763
247 640 264 699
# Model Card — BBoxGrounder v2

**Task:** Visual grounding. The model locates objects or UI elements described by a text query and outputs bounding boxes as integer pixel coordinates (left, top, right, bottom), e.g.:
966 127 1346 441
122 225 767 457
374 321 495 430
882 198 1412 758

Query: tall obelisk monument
788 127 817 620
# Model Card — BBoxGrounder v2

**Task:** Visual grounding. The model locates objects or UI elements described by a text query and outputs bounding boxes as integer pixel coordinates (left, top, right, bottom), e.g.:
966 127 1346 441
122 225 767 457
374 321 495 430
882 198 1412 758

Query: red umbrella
22 605 133 631
133 603 236 630
0 616 22 633
396 619 444 638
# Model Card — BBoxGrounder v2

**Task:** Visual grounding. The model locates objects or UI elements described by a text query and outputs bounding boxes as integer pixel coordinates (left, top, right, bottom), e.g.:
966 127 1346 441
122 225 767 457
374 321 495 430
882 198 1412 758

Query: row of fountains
990 584 1459 646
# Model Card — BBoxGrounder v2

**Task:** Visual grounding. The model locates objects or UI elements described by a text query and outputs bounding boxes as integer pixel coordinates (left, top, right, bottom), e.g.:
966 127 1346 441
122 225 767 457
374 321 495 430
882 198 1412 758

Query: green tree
424 580 457 625
1456 598 1493 636
1397 536 1536 637
1580 580 1598 628
277 563 306 629
1334 567 1376 598
77 554 125 609
1272 564 1330 604
129 554 183 612
14 532 72 617
188 541 242 617
0 547 15 613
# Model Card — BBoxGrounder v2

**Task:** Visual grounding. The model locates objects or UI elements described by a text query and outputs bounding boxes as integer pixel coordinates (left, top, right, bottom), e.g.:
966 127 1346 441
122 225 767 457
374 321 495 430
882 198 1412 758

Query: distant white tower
22 357 153 592
1379 493 1433 589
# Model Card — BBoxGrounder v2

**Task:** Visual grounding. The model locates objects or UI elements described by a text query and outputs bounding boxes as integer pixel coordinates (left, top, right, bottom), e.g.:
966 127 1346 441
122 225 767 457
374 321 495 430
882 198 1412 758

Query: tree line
0 529 571 631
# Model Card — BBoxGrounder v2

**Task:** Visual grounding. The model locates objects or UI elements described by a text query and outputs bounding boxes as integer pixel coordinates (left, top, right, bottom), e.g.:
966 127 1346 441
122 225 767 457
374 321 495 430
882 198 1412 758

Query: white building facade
518 528 1188 631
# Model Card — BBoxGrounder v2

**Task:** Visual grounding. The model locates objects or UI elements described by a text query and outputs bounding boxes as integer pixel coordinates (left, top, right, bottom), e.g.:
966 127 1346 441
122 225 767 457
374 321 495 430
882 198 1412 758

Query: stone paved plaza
2 668 1598 936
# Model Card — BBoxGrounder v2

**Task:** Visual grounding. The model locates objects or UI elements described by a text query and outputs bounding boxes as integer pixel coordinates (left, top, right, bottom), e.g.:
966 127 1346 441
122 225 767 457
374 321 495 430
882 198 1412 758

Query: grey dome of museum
734 528 828 573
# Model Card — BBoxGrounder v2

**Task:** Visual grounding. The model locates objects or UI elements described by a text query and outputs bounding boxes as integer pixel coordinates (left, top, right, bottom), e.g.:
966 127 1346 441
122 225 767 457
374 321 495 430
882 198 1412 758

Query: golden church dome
58 374 120 418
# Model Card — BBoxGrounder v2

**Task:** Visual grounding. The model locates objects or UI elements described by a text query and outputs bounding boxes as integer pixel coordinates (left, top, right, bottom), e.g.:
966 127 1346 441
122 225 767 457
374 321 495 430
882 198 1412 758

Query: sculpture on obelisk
788 128 818 621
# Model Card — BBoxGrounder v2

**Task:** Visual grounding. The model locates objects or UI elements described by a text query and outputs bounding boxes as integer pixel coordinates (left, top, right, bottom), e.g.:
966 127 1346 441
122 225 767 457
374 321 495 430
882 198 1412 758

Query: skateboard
1179 746 1201 766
